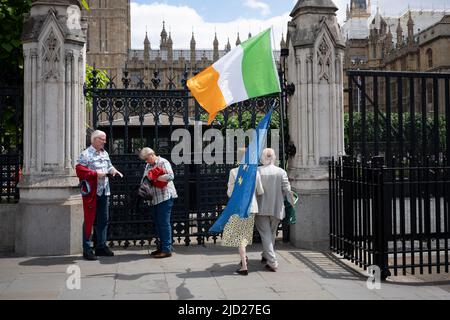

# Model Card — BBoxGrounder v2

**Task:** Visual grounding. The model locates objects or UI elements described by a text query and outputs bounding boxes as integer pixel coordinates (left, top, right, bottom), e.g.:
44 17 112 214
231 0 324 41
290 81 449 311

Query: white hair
139 147 155 160
260 148 276 165
90 130 106 143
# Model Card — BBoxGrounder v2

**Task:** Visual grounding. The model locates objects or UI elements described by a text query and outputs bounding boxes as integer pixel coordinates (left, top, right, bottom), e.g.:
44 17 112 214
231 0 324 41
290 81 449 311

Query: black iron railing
0 75 23 203
332 70 450 277
330 156 450 278
346 70 450 163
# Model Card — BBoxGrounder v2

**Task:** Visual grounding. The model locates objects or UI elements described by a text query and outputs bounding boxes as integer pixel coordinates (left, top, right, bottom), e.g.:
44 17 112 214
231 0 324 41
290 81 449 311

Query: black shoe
83 250 98 261
261 257 267 264
95 247 114 257
235 269 248 276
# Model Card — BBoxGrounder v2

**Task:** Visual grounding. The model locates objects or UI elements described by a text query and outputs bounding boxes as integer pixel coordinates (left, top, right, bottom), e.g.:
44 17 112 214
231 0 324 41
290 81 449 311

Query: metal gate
84 68 291 247
0 70 23 204
330 70 450 278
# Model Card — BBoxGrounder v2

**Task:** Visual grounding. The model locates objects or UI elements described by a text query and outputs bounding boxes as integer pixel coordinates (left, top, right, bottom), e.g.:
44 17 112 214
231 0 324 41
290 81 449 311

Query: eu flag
209 108 274 234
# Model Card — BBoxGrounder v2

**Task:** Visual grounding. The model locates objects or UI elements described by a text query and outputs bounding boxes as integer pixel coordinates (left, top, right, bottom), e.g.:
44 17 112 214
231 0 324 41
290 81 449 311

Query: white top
227 167 264 214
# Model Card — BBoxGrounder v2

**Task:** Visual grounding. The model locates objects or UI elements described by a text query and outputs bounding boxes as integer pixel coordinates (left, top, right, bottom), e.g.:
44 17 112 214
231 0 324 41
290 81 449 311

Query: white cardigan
227 167 264 214
256 164 294 220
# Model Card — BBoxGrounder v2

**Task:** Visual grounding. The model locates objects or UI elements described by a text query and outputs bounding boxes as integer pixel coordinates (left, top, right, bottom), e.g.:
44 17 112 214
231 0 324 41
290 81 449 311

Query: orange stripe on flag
187 66 227 124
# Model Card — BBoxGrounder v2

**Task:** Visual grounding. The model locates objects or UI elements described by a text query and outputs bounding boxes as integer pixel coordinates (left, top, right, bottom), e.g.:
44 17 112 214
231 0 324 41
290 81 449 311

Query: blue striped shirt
77 146 115 196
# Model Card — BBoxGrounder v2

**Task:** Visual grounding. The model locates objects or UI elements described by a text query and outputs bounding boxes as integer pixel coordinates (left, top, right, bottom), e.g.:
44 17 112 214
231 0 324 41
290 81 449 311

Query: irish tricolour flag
187 28 281 124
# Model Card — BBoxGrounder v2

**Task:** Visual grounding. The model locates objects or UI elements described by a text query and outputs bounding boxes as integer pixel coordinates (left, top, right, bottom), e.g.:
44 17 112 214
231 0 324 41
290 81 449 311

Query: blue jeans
152 198 174 253
83 192 109 252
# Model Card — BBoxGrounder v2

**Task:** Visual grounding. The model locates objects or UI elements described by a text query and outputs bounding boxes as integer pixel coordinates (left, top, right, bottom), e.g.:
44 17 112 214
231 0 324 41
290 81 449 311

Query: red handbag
147 166 168 188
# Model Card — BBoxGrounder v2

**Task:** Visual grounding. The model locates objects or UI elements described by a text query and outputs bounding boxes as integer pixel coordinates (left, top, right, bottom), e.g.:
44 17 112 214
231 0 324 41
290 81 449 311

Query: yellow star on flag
238 176 243 185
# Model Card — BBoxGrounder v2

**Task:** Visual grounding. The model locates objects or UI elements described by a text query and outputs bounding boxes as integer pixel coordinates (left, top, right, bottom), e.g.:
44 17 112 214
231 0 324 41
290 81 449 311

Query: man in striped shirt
77 130 123 261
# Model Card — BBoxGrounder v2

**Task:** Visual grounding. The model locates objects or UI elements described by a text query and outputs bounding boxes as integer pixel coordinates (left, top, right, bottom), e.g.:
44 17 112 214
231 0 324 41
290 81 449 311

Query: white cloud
243 0 271 16
334 0 348 23
131 2 290 51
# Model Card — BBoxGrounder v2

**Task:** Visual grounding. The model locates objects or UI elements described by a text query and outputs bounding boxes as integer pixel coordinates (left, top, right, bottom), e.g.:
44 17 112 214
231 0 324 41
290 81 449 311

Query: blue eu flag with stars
209 108 274 234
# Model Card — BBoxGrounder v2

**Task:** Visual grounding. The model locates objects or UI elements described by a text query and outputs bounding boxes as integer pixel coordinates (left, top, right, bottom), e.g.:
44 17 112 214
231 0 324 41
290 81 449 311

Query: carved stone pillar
287 0 345 250
17 0 86 256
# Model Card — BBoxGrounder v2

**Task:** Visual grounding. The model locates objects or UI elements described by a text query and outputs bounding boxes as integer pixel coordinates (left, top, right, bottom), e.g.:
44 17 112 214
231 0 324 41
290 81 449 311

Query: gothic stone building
342 0 450 112
83 0 131 84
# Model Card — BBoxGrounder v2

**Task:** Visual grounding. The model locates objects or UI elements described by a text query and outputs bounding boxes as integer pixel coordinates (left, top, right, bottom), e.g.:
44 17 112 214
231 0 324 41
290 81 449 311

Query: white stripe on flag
213 46 248 105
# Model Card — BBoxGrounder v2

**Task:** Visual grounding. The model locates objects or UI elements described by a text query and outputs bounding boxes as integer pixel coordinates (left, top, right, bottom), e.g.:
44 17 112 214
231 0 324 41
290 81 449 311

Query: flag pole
270 26 286 170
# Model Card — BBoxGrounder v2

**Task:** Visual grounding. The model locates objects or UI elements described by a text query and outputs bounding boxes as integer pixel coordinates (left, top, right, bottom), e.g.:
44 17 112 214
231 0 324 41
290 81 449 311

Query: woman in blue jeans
139 147 178 258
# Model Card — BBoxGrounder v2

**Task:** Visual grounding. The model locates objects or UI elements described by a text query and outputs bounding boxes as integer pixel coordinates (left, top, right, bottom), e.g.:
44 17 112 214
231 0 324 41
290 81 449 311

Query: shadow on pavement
176 281 195 300
19 256 80 266
88 272 159 280
175 262 267 280
289 251 367 281
18 253 151 266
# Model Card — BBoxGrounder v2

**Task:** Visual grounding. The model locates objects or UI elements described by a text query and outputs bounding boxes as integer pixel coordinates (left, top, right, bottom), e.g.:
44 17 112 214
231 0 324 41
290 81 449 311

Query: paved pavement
0 242 449 300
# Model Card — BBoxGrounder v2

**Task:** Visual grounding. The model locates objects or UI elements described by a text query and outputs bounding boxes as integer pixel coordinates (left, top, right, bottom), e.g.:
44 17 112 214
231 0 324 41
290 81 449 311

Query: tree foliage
0 0 88 77
0 0 32 153
85 64 109 108
0 0 32 78
0 0 95 148
80 0 89 11
345 112 448 155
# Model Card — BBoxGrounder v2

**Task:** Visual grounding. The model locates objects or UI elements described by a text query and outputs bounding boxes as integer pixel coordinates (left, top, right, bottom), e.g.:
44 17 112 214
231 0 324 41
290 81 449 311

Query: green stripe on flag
241 29 281 98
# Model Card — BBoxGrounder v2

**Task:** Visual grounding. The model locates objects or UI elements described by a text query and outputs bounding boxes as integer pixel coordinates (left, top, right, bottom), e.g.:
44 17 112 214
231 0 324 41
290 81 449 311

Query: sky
130 0 449 50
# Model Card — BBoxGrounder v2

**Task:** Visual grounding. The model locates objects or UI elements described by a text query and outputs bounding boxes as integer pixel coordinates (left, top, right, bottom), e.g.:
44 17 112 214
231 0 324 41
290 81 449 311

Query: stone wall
0 205 17 254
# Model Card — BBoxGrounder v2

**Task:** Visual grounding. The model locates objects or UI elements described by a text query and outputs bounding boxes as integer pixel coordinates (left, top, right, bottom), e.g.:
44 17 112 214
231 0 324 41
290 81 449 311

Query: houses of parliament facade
342 0 450 72
342 0 450 111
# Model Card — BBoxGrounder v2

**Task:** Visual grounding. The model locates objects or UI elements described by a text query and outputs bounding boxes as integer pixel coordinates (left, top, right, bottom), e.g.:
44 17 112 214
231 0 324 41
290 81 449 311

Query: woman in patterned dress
222 148 264 275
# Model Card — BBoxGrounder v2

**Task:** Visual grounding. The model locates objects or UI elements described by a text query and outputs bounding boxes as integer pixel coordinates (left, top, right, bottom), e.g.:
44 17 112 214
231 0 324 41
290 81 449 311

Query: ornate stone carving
65 50 74 63
41 29 60 80
317 37 331 83
66 5 81 31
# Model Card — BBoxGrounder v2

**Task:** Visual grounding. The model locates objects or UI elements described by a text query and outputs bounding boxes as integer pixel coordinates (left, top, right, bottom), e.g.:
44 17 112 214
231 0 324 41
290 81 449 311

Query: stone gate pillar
17 0 87 256
287 0 345 250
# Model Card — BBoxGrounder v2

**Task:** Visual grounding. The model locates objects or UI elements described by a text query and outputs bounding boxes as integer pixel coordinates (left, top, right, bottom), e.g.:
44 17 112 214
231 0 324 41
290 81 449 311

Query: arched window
426 48 433 68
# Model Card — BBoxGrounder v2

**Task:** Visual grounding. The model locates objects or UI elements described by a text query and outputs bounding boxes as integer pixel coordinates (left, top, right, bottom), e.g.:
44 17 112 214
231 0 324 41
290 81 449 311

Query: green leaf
1 43 13 52
10 39 21 48
80 0 90 11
